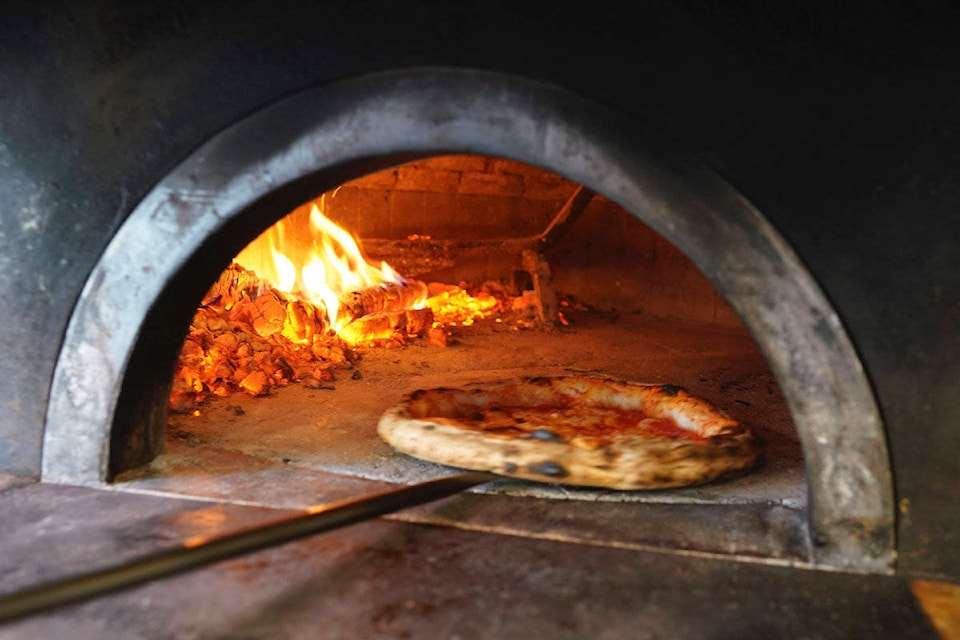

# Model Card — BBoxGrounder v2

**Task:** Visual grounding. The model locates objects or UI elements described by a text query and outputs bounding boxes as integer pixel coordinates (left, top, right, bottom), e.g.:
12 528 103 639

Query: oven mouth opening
42 67 894 573
127 155 799 507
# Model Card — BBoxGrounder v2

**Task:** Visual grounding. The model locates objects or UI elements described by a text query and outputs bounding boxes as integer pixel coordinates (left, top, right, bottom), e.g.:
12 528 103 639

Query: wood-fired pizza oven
2 3 959 636
39 69 892 573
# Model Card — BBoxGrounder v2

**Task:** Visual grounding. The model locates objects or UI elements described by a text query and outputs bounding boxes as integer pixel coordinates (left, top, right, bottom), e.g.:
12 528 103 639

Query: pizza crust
377 376 763 490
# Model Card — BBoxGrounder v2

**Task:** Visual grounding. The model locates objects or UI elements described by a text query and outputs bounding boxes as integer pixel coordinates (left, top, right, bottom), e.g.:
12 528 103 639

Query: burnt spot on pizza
502 446 520 457
659 384 687 396
503 462 518 473
422 424 435 431
601 447 621 462
527 428 564 442
514 417 527 424
409 389 427 400
526 461 570 478
653 473 674 484
527 376 553 386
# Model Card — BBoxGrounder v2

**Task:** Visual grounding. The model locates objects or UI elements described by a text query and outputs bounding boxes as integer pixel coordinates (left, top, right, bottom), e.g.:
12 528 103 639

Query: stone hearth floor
0 474 947 640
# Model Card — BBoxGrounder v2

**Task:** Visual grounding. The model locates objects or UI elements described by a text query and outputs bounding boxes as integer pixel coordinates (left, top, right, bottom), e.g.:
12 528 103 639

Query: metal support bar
362 186 596 258
533 185 596 251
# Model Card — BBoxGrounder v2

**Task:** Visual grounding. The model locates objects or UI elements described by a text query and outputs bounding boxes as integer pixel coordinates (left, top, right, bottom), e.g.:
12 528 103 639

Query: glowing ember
169 197 509 411
425 283 501 327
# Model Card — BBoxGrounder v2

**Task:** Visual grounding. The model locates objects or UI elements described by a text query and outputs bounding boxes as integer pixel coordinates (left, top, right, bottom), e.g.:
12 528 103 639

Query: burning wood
337 308 435 346
169 263 505 411
169 202 512 412
337 280 428 325
168 267 349 411
424 282 502 326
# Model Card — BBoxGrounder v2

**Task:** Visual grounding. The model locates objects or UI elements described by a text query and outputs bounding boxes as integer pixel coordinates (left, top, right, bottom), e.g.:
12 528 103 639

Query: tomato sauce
643 418 704 441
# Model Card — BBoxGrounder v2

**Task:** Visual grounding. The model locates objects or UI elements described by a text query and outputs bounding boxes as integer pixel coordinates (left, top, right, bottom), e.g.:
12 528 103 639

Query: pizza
377 375 762 490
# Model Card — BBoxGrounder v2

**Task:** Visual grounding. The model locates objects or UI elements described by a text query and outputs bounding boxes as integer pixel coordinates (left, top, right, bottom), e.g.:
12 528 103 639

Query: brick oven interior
109 155 804 561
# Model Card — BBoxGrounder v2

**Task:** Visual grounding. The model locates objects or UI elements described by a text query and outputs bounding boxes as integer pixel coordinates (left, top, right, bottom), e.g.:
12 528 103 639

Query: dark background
1 0 957 578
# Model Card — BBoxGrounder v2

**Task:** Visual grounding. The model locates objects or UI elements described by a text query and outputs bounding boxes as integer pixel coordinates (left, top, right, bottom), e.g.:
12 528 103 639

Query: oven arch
42 67 893 572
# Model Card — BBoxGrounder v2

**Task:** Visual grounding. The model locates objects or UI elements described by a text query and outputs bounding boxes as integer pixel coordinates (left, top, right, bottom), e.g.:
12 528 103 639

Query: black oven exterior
1 2 958 581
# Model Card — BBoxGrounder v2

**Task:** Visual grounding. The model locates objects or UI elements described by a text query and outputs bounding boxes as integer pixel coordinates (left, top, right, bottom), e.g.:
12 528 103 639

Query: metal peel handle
0 471 496 624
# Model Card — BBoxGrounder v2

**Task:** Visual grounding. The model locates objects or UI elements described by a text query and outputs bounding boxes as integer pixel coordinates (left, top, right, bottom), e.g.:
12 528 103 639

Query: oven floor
149 312 802 505
0 475 944 639
113 313 808 565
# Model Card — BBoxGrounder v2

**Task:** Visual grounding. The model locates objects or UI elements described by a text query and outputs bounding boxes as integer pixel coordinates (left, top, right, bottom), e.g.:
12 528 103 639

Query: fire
169 196 508 411
423 283 500 327
234 199 418 332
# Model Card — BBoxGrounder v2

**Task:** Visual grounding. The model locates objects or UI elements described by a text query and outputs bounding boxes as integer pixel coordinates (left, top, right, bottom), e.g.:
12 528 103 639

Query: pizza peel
0 470 498 623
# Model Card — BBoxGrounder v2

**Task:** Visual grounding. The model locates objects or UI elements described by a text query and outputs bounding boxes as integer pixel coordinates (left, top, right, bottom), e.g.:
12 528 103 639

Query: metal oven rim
40 67 894 572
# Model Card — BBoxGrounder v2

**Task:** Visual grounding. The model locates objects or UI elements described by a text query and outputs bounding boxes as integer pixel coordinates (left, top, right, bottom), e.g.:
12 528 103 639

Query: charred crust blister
503 462 518 473
526 461 570 478
527 428 564 442
422 424 435 431
659 384 686 396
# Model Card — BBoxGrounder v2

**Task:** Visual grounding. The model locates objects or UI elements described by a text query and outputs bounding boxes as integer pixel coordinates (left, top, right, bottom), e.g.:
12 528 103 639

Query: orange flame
234 199 411 331
232 196 501 346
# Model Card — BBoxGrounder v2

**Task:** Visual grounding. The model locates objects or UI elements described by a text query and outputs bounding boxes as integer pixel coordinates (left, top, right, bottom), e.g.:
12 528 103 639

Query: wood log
202 263 270 309
337 307 435 345
337 280 428 323
282 299 326 343
403 307 434 336
248 289 288 338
